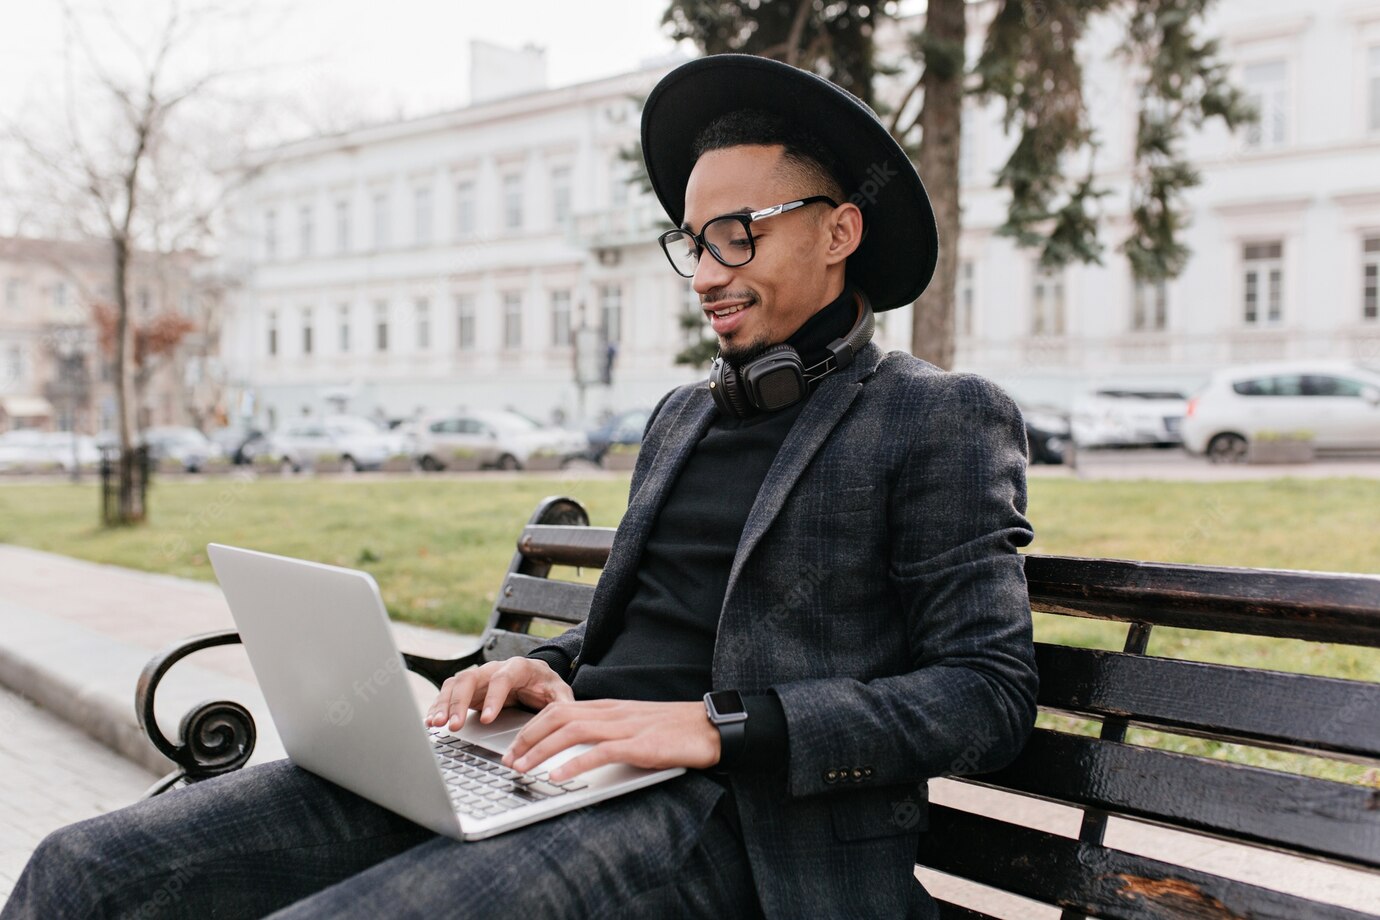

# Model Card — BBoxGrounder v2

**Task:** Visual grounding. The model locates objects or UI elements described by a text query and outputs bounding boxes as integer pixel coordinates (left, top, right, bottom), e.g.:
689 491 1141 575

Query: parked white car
1070 389 1188 448
267 416 395 472
1181 362 1380 462
143 426 225 472
412 410 589 471
0 430 101 471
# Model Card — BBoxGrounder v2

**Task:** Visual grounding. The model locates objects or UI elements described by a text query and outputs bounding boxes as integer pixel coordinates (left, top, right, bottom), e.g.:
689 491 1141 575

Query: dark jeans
3 758 763 919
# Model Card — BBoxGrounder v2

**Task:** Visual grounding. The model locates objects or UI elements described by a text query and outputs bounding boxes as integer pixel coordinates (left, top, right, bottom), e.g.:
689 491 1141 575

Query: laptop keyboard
430 734 589 818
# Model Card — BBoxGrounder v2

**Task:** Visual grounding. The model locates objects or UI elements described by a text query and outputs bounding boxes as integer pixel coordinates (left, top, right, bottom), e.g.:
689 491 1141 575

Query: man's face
682 144 842 365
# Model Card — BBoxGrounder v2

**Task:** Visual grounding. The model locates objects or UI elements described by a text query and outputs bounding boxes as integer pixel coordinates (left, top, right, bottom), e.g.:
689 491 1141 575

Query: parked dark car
584 409 651 463
1020 404 1071 465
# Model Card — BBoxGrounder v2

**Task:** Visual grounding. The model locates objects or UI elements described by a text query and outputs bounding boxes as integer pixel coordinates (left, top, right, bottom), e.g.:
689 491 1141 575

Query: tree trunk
112 235 145 524
910 0 966 370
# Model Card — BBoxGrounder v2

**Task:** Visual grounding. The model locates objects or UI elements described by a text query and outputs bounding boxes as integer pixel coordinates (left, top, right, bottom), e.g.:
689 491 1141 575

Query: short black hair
692 109 848 203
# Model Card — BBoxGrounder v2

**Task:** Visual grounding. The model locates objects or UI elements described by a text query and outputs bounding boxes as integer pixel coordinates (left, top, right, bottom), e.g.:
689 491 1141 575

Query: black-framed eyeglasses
657 195 838 278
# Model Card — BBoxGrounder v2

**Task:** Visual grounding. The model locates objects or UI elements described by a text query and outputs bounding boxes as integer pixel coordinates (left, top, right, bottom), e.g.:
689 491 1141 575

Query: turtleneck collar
780 280 858 368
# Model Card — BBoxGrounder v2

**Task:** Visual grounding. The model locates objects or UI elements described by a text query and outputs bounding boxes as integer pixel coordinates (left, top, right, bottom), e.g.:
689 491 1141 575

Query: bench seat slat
917 804 1379 920
482 628 549 661
496 574 595 626
1024 556 1380 647
1035 644 1380 761
518 525 615 569
974 729 1380 868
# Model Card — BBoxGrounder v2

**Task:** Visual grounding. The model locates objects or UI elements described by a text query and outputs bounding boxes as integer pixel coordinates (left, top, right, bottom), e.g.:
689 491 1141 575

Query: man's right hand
425 657 574 732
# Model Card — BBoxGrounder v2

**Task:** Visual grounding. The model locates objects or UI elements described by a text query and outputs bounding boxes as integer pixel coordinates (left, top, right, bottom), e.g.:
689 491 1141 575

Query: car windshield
479 414 541 433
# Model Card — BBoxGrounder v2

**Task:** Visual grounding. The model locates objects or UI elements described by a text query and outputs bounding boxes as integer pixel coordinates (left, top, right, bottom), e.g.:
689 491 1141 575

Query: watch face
708 690 746 717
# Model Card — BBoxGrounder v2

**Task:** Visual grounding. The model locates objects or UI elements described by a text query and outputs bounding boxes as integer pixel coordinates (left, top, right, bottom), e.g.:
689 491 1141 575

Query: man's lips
704 300 753 335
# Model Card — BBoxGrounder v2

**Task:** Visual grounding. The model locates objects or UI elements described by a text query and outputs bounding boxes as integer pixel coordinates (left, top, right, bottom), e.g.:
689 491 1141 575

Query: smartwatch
703 690 748 770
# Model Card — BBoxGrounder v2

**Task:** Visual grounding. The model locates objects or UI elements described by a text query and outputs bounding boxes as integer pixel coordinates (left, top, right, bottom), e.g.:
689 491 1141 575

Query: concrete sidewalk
0 544 1376 917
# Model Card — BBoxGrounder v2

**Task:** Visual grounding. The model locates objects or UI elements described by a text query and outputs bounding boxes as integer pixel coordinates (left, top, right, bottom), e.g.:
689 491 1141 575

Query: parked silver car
1182 361 1380 461
412 410 589 471
0 430 101 472
266 416 394 472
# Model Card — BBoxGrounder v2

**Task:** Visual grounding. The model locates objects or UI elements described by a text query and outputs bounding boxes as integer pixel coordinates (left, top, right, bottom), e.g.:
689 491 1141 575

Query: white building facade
222 2 1380 425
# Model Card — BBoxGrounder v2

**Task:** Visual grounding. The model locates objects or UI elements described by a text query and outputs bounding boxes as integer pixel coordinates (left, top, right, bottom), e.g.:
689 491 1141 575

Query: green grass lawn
2 473 1377 783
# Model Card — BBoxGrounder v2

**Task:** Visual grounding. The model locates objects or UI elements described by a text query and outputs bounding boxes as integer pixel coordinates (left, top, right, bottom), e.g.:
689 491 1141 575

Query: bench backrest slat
495 573 595 627
919 805 1375 920
977 728 1380 868
1035 644 1380 761
1025 556 1380 647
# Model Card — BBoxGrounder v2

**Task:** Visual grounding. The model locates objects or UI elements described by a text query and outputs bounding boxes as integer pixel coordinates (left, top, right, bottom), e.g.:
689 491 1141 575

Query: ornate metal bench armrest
135 630 257 797
135 631 486 797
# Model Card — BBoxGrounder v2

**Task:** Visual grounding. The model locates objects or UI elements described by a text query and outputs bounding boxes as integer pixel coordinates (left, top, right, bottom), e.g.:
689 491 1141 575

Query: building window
414 185 433 246
1243 241 1283 325
5 279 21 311
374 301 389 352
1369 46 1380 133
335 199 351 254
551 166 572 227
600 284 622 343
138 288 152 314
298 203 314 258
338 303 350 353
372 191 390 250
1364 236 1380 321
609 157 629 208
414 298 430 350
1132 278 1168 331
52 281 68 309
264 209 277 260
1242 59 1288 149
455 294 476 350
266 310 278 357
502 291 523 348
550 289 571 346
502 174 523 231
5 345 21 383
454 180 476 239
301 307 314 356
958 111 977 188
957 260 975 336
1031 264 1065 335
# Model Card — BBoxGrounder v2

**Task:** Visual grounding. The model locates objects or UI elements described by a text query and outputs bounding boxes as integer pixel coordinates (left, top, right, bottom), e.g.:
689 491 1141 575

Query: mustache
700 289 757 307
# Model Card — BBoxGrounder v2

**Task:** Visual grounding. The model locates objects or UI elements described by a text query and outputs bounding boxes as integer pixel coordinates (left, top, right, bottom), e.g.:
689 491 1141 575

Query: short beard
720 335 774 369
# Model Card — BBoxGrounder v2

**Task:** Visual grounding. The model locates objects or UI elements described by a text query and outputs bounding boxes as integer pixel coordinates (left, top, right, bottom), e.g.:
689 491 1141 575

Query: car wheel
342 455 360 473
419 455 442 472
280 457 297 474
497 453 521 471
1206 433 1248 464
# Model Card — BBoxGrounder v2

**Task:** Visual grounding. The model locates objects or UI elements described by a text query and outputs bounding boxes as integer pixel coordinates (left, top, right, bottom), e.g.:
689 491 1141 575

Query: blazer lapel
719 342 883 616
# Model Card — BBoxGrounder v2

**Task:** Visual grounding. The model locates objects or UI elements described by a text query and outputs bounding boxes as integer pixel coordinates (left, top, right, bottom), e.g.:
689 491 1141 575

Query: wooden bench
135 495 1380 918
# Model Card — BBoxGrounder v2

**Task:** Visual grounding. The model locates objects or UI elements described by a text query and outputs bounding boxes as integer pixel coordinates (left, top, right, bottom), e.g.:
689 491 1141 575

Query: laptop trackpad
452 711 587 771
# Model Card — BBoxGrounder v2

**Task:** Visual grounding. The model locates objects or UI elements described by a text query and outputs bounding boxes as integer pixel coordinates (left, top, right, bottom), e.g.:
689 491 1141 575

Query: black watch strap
704 690 748 771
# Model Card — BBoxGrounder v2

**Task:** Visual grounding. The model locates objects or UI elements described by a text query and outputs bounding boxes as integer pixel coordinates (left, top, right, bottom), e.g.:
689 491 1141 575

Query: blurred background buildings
2 0 1378 434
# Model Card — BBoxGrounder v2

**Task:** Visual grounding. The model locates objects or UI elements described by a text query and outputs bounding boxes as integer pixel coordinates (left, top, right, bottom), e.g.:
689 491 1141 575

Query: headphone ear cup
710 358 755 419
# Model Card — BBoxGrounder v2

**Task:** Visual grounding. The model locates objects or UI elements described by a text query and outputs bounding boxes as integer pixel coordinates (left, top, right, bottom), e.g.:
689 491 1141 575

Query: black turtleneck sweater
530 283 858 774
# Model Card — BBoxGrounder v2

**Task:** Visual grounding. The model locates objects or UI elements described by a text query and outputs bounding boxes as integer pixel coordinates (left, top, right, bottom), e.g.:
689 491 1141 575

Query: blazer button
824 769 839 783
863 766 874 778
851 768 864 781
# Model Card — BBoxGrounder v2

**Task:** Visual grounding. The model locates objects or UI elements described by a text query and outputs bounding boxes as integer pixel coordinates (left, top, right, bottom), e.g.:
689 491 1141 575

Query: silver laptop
206 543 684 840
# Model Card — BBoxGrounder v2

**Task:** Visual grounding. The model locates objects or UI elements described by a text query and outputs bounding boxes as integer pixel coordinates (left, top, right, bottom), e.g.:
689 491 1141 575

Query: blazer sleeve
772 373 1040 798
524 385 683 682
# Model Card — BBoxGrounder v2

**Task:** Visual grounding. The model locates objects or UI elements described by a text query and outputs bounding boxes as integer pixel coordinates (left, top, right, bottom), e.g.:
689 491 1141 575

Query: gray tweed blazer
536 340 1038 919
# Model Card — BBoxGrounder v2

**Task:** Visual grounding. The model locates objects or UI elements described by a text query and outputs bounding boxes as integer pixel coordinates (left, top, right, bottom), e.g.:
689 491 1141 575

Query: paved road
0 686 158 905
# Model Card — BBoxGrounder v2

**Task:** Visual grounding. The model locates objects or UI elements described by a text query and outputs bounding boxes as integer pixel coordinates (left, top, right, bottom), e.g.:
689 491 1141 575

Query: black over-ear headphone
708 288 875 419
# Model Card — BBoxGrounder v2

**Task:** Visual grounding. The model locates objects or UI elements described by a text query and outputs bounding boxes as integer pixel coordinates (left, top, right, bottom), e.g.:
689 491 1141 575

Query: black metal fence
99 444 150 525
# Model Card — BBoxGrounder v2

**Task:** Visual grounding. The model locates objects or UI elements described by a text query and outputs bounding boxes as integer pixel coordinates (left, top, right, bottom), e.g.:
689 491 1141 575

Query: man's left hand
501 699 720 783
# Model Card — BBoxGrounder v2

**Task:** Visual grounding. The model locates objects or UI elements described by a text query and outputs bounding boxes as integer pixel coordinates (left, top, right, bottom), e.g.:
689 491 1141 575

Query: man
4 55 1036 919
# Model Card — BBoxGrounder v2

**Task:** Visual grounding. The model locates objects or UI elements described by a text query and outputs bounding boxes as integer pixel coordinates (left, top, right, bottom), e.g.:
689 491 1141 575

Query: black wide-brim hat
641 54 938 311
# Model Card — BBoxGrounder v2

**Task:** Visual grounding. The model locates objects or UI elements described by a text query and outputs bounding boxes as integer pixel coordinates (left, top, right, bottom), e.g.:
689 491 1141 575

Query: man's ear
823 203 864 266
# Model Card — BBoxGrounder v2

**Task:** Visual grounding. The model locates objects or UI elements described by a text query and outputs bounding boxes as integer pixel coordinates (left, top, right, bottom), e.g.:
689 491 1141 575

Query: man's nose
692 249 734 296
